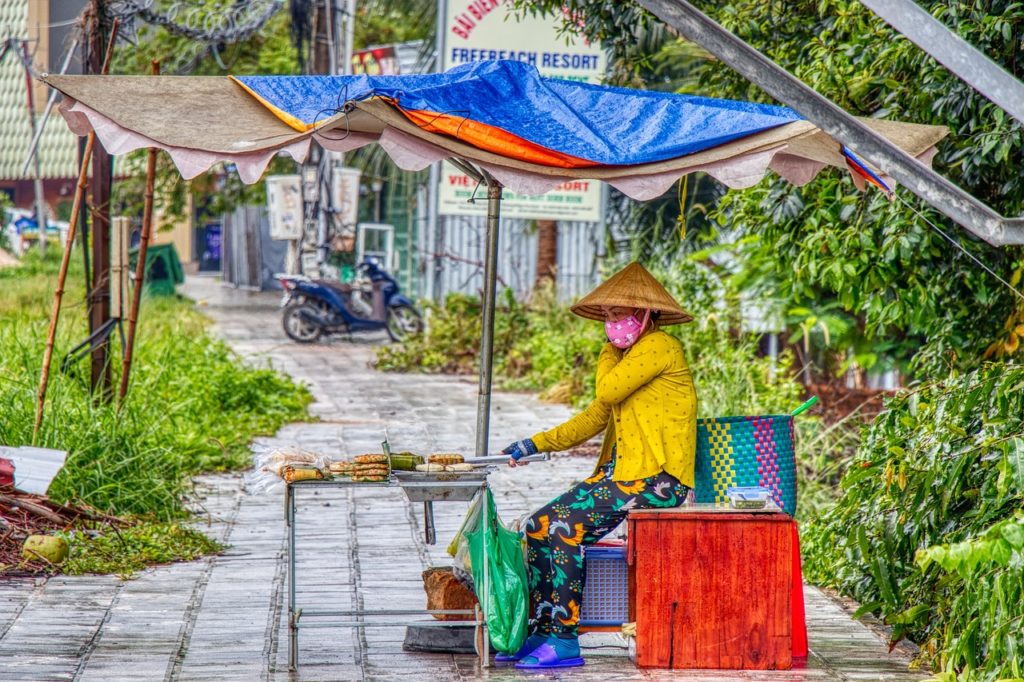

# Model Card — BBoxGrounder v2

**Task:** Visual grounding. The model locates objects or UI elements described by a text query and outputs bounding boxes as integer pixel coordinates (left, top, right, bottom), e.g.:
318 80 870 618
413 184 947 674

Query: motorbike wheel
386 304 424 342
282 303 323 343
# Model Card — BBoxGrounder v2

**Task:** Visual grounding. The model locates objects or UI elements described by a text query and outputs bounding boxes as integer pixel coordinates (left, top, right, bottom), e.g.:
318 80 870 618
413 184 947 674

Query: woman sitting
500 262 698 669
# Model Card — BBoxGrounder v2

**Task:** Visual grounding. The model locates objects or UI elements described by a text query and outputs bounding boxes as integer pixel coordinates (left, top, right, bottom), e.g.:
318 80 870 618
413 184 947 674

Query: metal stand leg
423 501 436 545
481 484 490 667
287 484 298 671
474 603 485 667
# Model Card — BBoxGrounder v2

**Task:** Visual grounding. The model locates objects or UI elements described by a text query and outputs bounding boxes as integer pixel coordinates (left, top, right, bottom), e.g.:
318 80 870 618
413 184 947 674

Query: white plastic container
726 486 771 510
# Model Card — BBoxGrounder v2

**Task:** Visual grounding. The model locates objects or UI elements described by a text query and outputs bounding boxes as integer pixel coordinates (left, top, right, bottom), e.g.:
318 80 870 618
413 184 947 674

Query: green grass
1 249 311 574
58 522 223 578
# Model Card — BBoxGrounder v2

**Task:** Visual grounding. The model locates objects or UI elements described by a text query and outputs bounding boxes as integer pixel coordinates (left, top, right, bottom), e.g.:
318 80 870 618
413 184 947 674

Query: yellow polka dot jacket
530 329 698 486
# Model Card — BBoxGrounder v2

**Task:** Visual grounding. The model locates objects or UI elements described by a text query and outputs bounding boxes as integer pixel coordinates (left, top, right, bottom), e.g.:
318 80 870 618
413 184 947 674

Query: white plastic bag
245 445 331 494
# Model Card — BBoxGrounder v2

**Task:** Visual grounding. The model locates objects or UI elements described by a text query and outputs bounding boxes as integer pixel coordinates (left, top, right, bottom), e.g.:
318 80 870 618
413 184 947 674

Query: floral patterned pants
524 453 690 637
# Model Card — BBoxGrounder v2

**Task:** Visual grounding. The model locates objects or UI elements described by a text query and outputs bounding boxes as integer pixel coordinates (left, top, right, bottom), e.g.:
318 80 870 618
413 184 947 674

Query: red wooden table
627 507 793 670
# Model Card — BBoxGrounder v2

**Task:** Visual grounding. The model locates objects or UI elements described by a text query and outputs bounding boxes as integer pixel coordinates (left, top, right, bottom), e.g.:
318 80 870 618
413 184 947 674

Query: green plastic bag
460 488 528 654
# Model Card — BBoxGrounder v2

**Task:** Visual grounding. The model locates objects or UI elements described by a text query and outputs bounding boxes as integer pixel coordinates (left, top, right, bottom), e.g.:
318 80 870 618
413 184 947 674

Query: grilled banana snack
428 453 464 466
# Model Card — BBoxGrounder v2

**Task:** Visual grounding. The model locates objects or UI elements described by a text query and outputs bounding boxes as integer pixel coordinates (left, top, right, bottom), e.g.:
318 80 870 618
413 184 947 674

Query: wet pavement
0 277 928 681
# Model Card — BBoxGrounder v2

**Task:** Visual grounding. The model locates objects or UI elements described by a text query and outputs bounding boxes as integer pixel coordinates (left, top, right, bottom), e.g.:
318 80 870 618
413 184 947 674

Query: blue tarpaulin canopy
233 61 804 166
43 60 946 198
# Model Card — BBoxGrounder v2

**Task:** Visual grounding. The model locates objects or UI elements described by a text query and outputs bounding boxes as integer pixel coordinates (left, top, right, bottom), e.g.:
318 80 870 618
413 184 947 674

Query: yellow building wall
150 192 195 267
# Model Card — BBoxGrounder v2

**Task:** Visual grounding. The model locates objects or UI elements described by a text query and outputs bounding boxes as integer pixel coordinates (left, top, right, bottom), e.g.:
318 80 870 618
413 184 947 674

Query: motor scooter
278 259 423 343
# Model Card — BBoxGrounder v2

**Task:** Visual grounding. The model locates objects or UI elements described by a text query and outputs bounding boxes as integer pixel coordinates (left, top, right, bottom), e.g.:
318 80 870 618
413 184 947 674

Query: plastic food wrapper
245 445 331 494
451 489 528 654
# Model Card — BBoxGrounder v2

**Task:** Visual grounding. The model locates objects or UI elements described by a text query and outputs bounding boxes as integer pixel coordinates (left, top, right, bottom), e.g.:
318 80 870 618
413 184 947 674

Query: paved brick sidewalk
0 277 928 681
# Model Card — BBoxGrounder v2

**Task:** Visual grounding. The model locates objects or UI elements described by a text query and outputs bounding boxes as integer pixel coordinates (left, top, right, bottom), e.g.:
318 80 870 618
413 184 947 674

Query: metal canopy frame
859 0 1024 128
637 0 1024 246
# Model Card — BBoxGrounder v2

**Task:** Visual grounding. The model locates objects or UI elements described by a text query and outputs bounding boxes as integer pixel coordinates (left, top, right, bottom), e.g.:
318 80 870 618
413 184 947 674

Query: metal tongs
465 453 551 466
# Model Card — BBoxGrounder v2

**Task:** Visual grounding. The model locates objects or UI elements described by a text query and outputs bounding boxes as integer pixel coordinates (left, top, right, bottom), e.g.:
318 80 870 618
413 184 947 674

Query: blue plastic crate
580 544 628 626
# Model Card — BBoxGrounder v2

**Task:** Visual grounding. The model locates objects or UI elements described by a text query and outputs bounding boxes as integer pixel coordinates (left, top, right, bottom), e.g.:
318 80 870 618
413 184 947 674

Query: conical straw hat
571 262 693 325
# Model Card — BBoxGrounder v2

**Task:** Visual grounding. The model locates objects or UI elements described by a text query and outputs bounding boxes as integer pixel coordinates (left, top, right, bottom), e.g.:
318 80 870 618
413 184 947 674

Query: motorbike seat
313 279 353 296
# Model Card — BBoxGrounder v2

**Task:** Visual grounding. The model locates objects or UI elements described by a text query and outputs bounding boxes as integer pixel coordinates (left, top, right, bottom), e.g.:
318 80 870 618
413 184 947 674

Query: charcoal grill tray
392 469 492 501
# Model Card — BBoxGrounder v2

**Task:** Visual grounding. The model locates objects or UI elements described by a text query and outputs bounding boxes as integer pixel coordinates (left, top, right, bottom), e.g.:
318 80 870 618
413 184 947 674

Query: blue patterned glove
502 438 538 461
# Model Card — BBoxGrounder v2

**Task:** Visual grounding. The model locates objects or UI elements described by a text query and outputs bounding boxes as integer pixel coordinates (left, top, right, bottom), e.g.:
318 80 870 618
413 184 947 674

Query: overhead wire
892 191 1024 303
844 145 1023 303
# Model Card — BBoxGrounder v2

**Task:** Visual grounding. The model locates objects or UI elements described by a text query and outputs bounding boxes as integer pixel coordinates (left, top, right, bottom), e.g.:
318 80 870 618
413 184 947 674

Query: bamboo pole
118 61 160 405
32 18 119 442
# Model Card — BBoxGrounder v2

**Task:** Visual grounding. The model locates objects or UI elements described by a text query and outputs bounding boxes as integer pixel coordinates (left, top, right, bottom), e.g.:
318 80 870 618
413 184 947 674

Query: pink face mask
604 310 651 349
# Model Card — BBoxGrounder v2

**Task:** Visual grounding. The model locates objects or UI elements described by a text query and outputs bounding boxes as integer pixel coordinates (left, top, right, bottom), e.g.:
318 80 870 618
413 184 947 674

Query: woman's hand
502 438 537 467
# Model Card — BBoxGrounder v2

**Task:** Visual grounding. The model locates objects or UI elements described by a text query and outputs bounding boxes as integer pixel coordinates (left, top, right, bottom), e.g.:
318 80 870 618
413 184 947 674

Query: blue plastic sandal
514 642 585 670
494 634 546 663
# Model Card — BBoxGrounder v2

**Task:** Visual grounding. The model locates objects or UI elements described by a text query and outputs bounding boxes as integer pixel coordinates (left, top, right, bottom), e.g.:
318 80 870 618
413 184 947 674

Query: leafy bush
375 292 505 375
917 515 1024 681
499 284 606 404
803 364 1024 678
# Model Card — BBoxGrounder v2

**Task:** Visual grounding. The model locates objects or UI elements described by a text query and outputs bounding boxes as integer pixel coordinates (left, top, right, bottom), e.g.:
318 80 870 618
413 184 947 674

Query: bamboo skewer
32 19 119 442
118 61 160 406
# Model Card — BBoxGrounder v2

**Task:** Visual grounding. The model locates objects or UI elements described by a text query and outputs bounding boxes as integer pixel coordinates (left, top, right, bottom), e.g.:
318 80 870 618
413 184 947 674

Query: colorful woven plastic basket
693 398 816 515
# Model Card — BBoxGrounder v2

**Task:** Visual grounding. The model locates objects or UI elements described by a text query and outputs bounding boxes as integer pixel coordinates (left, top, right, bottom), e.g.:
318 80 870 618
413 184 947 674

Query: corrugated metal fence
427 215 603 302
221 205 288 291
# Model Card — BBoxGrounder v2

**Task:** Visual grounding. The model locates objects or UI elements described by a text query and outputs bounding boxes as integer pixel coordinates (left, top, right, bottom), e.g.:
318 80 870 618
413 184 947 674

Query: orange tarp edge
229 75 313 132
399 106 598 169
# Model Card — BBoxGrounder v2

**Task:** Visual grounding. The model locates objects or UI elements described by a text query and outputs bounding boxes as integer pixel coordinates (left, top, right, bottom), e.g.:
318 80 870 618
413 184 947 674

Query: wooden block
421 567 477 621
628 510 792 670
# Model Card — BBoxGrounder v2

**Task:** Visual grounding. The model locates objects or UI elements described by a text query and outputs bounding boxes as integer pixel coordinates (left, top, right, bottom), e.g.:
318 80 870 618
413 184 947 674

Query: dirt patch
0 484 127 576
0 248 19 269
805 383 891 424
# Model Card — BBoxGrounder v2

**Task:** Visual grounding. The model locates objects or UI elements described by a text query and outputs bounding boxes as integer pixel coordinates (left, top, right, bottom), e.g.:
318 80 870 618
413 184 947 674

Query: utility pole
305 0 348 275
86 0 113 399
20 41 47 257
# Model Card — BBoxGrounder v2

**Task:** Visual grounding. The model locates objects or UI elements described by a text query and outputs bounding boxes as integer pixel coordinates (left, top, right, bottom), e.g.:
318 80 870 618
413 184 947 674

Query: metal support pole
427 165 442 301
474 179 502 460
423 500 436 544
342 0 355 75
479 483 490 667
287 484 298 671
316 152 329 274
426 0 447 303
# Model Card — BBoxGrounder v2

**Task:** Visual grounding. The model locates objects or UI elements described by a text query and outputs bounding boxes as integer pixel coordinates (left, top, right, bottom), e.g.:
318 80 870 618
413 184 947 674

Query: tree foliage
803 365 1024 678
110 4 301 227
514 0 1024 378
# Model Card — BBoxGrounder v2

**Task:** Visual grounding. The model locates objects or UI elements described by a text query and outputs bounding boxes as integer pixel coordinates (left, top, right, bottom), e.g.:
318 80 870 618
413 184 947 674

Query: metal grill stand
285 477 489 670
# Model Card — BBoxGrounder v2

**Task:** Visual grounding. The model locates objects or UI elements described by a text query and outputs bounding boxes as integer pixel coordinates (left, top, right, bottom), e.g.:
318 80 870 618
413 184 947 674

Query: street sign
352 46 400 75
439 0 606 221
266 175 303 240
331 167 363 228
